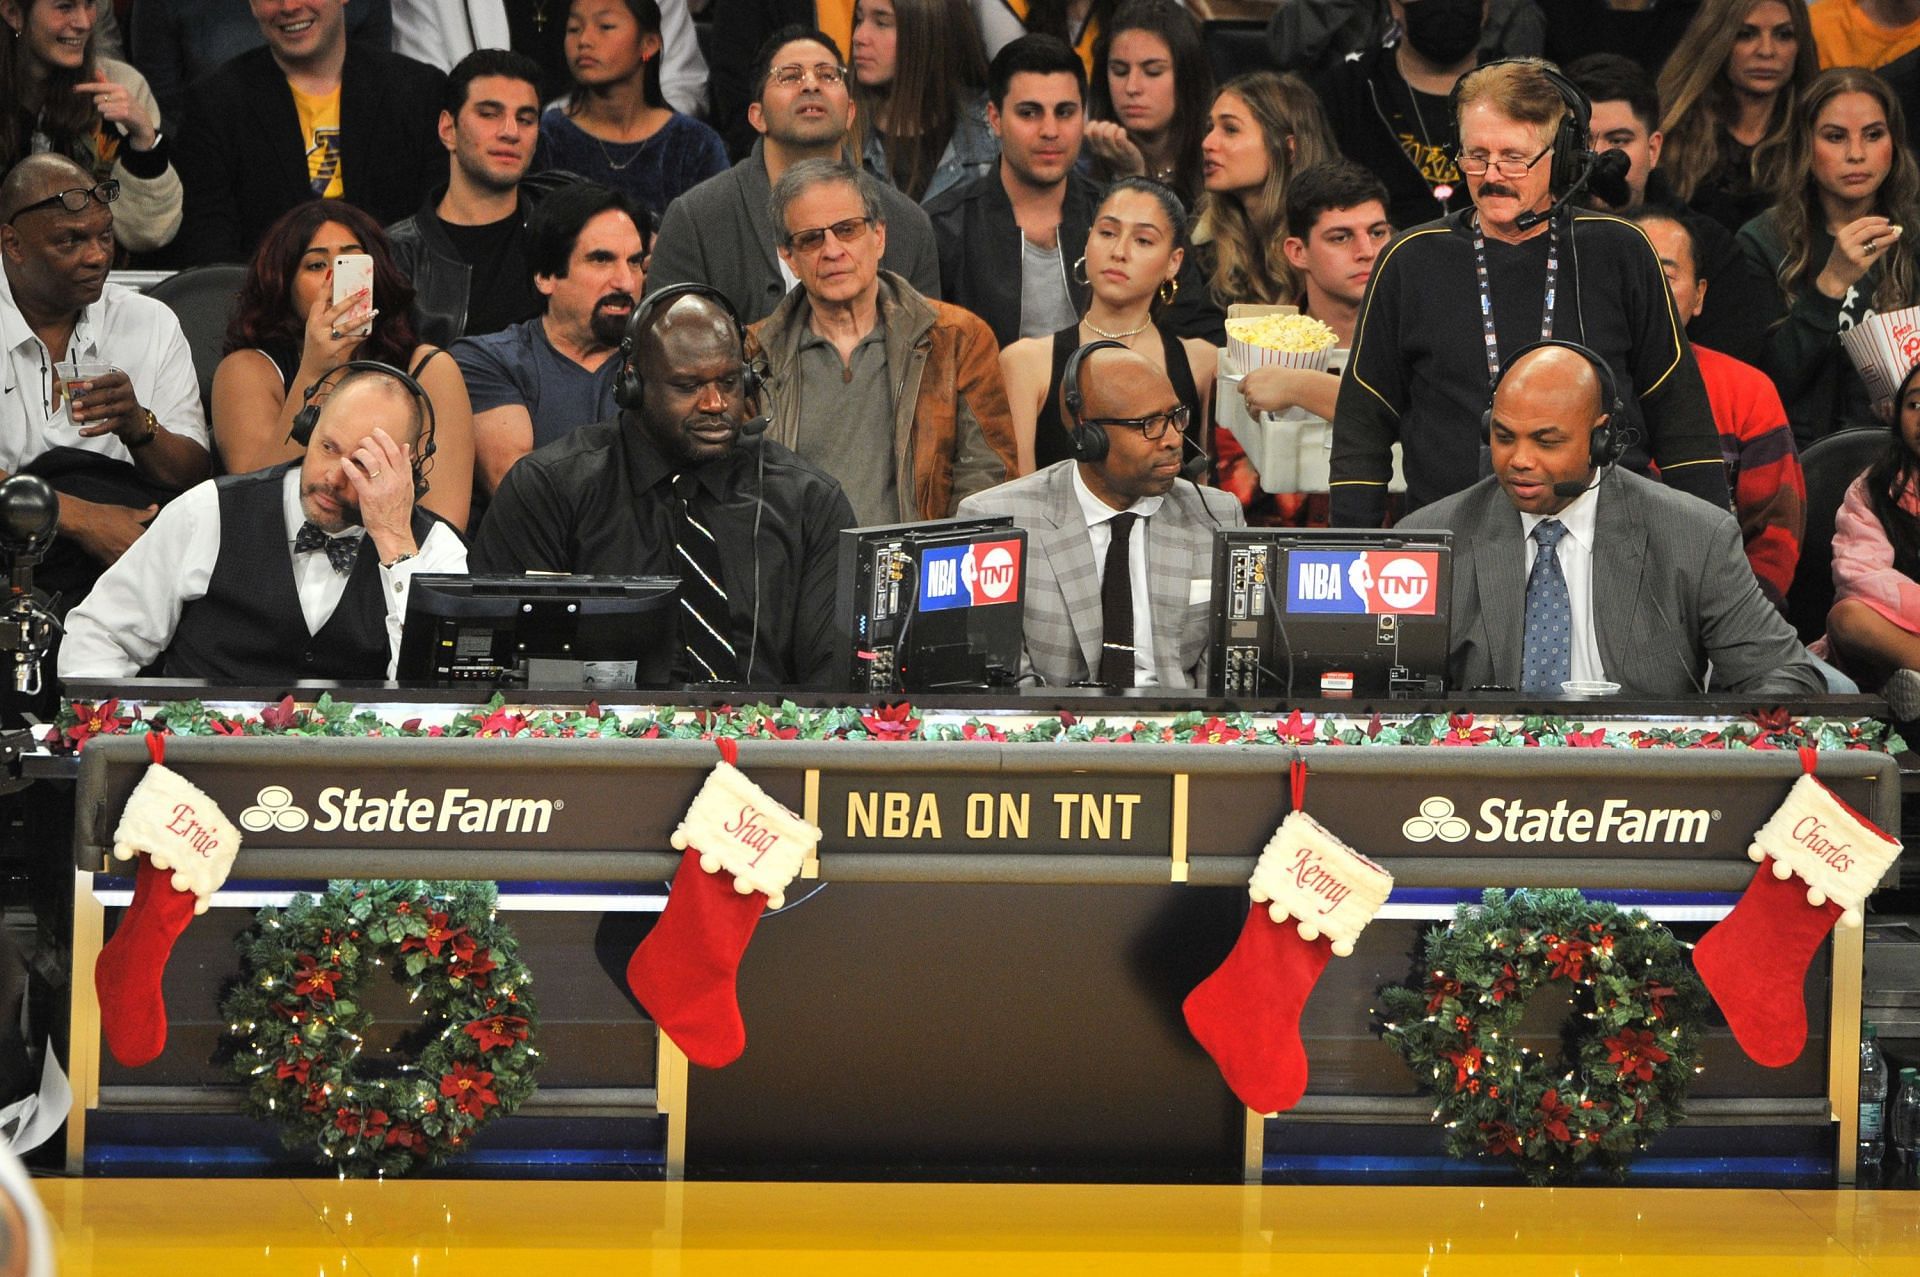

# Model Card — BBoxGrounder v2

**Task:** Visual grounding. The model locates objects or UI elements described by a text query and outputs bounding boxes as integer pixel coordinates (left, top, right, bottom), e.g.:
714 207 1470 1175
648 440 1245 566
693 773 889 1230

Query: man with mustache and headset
1329 57 1731 532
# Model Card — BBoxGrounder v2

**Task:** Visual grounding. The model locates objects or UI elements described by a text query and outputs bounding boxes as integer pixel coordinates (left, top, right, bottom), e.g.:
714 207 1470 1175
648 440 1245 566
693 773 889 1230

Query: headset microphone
740 415 771 437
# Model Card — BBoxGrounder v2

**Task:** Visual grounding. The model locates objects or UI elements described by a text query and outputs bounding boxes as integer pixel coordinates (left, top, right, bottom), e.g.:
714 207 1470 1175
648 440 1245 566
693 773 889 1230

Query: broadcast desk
45 686 1902 1187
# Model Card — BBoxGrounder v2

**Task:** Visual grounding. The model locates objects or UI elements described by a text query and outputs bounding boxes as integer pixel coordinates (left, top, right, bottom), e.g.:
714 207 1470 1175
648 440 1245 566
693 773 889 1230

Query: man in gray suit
958 343 1244 688
646 26 940 325
1398 342 1823 698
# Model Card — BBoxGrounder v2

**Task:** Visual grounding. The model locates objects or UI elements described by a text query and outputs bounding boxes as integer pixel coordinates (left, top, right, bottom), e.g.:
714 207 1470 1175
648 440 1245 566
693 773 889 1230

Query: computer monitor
835 516 1027 693
1207 528 1454 699
397 574 680 690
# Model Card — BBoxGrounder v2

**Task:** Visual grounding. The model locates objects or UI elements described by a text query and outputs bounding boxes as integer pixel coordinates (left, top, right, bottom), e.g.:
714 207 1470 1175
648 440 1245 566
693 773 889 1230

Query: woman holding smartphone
211 200 477 532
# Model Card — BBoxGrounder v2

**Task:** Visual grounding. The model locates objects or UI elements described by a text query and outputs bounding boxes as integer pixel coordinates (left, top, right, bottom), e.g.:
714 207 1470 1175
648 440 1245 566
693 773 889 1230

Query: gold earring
1073 255 1090 286
1157 276 1179 307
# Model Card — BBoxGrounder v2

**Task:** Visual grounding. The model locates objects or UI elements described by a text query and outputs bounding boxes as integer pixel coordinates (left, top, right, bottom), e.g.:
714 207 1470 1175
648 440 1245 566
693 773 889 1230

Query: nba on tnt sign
1287 550 1441 616
918 539 1023 611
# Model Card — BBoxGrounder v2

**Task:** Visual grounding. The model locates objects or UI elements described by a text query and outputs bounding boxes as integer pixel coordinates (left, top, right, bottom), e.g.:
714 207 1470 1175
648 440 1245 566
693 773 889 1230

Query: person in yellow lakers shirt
1811 0 1920 69
174 0 444 264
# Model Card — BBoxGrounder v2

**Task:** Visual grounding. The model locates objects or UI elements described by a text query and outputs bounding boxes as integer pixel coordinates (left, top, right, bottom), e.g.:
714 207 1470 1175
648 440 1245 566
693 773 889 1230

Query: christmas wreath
1380 888 1709 1185
220 880 540 1176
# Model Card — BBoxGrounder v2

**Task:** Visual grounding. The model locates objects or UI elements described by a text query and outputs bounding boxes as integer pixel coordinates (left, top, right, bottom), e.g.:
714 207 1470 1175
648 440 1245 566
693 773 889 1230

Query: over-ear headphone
1482 338 1627 471
1447 58 1594 200
288 359 438 498
1061 339 1130 463
614 282 766 411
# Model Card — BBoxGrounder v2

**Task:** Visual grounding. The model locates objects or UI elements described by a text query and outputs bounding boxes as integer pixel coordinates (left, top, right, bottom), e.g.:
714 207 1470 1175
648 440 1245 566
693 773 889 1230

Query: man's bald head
1073 346 1177 424
1487 344 1614 516
630 291 753 467
1067 344 1187 508
0 154 94 224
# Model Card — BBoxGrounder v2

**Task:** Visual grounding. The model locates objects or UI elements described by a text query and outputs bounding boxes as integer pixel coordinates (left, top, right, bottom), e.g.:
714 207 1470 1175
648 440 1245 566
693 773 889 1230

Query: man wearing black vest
58 367 466 683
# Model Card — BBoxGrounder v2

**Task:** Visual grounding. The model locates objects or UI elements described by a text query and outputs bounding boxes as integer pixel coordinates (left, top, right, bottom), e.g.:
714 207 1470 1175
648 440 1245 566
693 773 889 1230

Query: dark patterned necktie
1098 512 1139 688
293 521 361 574
671 474 741 683
1521 519 1573 694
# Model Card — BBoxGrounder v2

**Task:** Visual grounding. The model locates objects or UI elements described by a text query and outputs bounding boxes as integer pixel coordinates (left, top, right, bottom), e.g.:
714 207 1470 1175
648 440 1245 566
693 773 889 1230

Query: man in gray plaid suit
957 344 1244 688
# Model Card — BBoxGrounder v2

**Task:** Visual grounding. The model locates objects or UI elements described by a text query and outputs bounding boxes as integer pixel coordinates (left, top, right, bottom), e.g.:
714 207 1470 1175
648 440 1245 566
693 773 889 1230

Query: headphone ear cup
289 403 319 447
1072 423 1109 464
614 360 643 411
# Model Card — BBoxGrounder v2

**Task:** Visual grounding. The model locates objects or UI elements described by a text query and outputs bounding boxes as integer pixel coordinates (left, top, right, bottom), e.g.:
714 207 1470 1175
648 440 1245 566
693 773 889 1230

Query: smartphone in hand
332 253 375 338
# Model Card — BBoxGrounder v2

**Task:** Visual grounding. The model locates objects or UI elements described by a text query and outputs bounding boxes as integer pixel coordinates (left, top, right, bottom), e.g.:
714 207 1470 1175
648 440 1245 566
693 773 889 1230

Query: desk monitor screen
835 516 1027 693
397 574 680 689
1207 528 1454 699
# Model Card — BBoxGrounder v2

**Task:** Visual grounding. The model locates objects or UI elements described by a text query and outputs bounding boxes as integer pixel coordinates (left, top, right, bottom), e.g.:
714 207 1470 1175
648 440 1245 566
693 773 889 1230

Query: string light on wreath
1380 888 1708 1185
220 880 540 1177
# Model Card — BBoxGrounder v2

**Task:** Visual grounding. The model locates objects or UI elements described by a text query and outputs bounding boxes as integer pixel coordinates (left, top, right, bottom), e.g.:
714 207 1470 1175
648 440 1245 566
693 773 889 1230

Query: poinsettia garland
51 695 1906 754
220 880 539 1177
1380 889 1709 1186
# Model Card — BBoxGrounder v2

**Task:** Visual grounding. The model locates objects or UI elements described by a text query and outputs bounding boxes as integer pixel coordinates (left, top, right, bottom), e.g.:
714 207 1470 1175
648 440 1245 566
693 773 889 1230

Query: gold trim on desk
1830 922 1865 1185
1242 1107 1265 1183
656 1032 690 1181
1171 774 1189 883
66 869 105 1175
802 769 821 879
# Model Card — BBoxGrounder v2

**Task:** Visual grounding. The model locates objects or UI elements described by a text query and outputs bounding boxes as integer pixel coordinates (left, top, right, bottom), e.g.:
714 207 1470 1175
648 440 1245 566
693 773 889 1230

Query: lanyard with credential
1473 212 1559 392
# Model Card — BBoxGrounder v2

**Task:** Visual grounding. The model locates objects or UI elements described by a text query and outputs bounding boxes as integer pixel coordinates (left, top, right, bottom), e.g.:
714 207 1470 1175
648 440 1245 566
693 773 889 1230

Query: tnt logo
1375 556 1433 612
1289 550 1440 616
240 785 310 833
919 540 1022 611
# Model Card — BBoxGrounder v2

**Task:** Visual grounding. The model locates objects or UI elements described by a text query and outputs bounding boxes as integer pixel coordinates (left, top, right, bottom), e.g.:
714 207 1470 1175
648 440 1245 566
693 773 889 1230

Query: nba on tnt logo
1290 549 1440 616
919 539 1023 611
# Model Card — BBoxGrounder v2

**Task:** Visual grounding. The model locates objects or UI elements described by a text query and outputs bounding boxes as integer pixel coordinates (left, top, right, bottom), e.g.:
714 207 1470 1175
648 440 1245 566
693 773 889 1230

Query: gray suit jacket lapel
1591 471 1648 680
1035 468 1104 677
1146 501 1208 685
1470 490 1527 684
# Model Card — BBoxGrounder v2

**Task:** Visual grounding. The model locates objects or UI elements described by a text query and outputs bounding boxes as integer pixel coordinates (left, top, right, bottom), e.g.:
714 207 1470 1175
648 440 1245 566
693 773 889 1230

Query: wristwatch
126 409 160 448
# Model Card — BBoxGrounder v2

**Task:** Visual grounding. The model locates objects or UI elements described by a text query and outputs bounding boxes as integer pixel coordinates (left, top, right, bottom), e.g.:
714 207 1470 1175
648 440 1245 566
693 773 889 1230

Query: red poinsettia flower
385 1121 425 1152
1365 712 1385 741
476 706 529 737
1425 976 1464 1013
1190 716 1242 745
334 1107 363 1136
259 695 301 730
960 721 1007 742
208 717 247 737
1563 727 1608 748
400 910 469 958
1440 713 1493 746
1746 707 1792 738
859 702 921 739
462 1014 530 1052
1480 1120 1522 1157
1490 963 1520 1004
1546 937 1593 982
440 1063 498 1118
451 930 478 961
1446 1046 1484 1087
291 955 339 1001
1536 1088 1573 1143
1275 709 1316 744
449 949 497 987
275 1057 311 1085
1605 1028 1670 1083
63 698 130 750
1642 981 1677 1021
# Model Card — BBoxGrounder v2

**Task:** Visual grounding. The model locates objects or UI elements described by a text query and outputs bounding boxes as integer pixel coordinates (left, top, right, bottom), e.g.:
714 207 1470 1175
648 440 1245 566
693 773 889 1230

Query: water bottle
1893 1067 1920 1187
1861 1024 1889 1181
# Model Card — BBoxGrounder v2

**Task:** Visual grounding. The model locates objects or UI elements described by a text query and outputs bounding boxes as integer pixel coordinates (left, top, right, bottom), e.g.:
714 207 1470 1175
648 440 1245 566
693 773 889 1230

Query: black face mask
1402 0 1484 67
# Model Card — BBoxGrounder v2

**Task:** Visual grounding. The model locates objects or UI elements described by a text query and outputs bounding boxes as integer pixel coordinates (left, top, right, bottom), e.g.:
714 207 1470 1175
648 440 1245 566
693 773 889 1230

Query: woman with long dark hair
1735 66 1920 444
212 200 476 531
1657 0 1816 231
1823 359 1920 716
0 0 180 254
852 0 997 203
1192 70 1335 308
999 178 1215 472
1082 0 1210 209
535 0 727 216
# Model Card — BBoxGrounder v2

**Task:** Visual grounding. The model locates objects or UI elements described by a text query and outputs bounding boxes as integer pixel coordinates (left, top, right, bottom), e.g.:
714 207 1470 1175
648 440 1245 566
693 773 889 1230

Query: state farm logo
1375 556 1432 611
1401 795 1718 845
241 786 310 833
237 785 562 836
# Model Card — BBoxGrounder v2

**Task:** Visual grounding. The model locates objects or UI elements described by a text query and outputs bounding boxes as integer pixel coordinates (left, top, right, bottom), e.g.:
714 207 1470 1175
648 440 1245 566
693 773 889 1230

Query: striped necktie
671 474 740 683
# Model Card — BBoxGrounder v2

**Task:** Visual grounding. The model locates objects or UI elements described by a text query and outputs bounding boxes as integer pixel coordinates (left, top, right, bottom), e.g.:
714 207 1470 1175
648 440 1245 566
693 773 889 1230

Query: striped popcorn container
1840 305 1920 405
1225 311 1338 375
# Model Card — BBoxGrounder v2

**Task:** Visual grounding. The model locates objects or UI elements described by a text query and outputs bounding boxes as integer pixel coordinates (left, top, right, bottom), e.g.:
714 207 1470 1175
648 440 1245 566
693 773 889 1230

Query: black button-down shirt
470 418 858 687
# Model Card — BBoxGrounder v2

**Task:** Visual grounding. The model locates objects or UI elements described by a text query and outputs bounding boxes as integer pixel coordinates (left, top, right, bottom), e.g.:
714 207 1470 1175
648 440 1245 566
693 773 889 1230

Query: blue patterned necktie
1521 519 1573 695
293 522 361 574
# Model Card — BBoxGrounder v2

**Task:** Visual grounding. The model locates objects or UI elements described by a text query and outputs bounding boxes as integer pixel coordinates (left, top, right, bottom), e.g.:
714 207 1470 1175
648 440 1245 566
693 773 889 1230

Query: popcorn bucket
1840 305 1920 404
1224 305 1338 375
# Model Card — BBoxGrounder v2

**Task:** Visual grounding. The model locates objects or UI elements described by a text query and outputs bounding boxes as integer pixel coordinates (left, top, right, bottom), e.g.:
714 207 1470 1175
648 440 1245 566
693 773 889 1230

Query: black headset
288 359 438 498
613 282 765 411
1061 339 1131 464
1447 58 1594 200
1482 338 1627 471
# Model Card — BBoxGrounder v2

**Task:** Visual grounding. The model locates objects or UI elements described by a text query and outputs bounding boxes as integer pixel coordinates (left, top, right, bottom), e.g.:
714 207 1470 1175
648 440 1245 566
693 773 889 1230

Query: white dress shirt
59 468 467 680
0 270 207 474
1071 463 1163 687
1518 478 1605 684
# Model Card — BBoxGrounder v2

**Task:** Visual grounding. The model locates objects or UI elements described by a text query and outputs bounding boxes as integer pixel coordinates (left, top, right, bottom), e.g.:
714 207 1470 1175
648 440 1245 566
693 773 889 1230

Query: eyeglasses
6 180 120 225
767 62 846 88
1085 402 1191 440
1454 145 1553 179
785 216 874 254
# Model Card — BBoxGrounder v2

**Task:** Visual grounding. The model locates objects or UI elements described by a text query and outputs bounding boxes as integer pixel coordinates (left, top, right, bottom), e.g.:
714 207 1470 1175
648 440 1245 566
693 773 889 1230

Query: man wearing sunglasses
750 160 1015 524
0 154 209 598
959 342 1243 689
648 26 939 325
1329 57 1727 531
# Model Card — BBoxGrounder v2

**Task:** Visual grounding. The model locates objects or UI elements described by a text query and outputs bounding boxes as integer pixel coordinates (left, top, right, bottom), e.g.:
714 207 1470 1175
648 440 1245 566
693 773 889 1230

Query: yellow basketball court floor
28 1179 1920 1275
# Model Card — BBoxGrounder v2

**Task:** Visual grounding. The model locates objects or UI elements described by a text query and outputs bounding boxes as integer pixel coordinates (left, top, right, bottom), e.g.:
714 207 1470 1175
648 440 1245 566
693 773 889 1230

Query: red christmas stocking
1184 801 1393 1114
94 736 241 1068
626 745 819 1069
1695 765 1901 1068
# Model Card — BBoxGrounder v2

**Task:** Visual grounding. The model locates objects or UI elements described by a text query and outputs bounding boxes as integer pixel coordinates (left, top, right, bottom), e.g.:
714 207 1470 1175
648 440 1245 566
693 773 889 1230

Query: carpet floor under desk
25 1178 1920 1275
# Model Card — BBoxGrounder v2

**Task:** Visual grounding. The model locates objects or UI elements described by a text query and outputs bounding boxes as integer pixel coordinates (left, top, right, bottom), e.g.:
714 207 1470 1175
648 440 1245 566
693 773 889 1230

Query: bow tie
294 521 362 573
